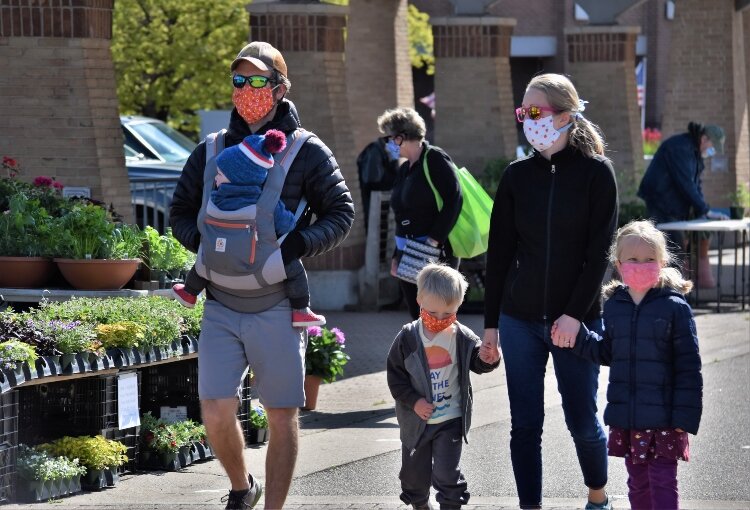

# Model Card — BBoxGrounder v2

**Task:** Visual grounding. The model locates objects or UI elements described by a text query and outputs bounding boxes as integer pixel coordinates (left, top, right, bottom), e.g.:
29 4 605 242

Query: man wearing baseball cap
170 41 354 509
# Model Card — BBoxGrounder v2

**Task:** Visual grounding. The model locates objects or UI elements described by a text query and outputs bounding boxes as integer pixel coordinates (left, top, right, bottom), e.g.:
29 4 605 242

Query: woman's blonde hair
603 220 693 297
377 107 426 141
416 263 468 306
526 73 607 159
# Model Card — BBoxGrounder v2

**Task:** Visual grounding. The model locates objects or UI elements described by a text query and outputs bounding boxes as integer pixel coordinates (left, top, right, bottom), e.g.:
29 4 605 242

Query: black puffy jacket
170 100 354 264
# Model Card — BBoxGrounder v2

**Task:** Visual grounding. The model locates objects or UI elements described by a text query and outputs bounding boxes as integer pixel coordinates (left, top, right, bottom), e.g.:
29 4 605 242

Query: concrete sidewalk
3 307 748 509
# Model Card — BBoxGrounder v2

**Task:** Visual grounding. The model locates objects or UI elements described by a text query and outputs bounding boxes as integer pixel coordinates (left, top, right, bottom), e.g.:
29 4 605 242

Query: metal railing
129 176 179 233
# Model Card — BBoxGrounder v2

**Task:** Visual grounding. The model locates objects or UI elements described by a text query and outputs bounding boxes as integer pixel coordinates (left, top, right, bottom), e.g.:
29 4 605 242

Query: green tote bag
423 148 494 259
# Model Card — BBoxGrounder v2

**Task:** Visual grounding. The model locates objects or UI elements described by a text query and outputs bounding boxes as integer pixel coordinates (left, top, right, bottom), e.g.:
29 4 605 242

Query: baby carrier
194 128 313 311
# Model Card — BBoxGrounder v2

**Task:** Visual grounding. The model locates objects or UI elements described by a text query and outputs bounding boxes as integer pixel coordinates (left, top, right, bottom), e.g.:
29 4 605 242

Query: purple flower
307 326 322 337
331 328 345 345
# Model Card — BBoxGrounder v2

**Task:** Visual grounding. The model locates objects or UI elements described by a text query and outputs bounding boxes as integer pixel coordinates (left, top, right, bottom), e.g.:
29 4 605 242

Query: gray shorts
197 299 307 408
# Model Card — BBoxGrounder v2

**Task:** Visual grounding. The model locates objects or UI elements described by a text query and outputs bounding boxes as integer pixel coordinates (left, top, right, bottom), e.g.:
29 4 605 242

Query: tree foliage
407 4 434 75
111 0 248 137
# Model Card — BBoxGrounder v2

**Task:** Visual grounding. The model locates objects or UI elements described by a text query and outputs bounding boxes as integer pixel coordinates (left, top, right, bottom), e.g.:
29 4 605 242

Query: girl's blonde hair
603 220 693 297
416 263 468 306
526 73 607 159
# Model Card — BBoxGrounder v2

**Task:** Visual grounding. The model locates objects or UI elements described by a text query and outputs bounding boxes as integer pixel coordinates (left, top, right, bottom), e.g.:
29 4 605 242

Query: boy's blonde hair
603 220 693 297
416 263 468 306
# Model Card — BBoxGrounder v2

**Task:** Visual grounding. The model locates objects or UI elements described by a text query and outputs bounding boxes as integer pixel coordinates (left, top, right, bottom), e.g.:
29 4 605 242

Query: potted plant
139 412 181 471
0 193 57 287
38 435 128 490
246 404 269 444
303 326 350 410
0 338 38 386
53 204 144 289
15 444 86 502
34 319 100 373
143 226 194 288
726 183 750 219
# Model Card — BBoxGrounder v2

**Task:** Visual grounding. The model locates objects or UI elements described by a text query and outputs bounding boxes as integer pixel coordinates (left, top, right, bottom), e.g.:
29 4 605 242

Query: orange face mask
420 309 457 333
232 86 275 125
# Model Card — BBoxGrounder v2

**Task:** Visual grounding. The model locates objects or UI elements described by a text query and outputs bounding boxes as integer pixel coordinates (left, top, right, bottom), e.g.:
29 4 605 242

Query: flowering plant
2 156 20 179
16 444 87 481
32 175 64 192
0 339 38 370
305 326 350 383
33 319 100 355
39 435 128 471
248 404 268 429
140 412 180 453
643 127 662 156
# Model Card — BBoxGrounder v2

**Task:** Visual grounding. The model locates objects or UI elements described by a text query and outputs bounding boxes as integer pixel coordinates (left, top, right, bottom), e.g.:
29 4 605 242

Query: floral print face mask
232 86 276 126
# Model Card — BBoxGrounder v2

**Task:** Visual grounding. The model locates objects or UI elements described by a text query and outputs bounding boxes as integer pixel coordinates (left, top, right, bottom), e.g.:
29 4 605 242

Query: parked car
121 116 196 232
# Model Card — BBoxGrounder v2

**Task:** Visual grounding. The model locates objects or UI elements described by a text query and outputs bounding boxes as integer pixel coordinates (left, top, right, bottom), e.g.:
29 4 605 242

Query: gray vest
194 128 313 313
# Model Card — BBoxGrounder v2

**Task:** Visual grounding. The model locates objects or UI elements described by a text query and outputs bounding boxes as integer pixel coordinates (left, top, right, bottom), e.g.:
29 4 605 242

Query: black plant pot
729 206 745 219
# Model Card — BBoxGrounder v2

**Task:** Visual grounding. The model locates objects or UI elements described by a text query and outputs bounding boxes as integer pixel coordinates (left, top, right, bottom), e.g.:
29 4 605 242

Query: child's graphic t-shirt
419 321 462 424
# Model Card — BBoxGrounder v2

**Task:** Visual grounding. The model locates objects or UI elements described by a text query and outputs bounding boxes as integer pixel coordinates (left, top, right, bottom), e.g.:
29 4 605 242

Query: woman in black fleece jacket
482 74 618 510
377 107 463 320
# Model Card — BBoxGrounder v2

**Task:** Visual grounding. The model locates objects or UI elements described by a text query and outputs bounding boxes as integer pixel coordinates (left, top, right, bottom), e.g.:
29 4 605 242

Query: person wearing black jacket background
170 42 353 510
482 74 618 510
356 136 399 232
377 107 463 320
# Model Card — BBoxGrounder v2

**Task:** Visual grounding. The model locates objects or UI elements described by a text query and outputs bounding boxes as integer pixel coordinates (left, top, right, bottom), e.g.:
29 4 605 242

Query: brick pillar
564 26 643 195
661 1 749 207
346 0 413 154
0 0 132 221
431 16 517 173
248 2 362 286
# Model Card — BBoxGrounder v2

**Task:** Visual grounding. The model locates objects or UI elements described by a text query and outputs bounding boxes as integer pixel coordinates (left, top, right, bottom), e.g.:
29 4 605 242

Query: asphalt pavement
4 306 749 510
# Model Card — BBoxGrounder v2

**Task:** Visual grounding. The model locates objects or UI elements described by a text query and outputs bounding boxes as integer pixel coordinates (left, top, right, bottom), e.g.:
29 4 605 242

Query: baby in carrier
172 129 325 327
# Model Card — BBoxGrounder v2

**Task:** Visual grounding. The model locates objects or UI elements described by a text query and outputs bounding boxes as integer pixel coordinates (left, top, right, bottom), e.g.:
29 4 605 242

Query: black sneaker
221 474 263 509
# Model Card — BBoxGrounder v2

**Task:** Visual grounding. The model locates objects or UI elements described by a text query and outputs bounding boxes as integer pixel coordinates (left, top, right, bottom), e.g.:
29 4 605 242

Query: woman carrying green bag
377 107 463 320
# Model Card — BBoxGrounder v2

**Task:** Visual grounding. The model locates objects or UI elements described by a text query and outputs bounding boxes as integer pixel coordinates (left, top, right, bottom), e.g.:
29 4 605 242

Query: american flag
635 60 645 107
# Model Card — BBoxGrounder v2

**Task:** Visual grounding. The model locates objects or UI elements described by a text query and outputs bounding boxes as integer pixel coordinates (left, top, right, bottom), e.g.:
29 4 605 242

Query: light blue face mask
386 139 401 160
702 146 716 159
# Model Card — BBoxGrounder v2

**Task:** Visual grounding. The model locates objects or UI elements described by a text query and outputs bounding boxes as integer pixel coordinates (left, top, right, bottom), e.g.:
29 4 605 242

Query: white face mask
523 115 572 152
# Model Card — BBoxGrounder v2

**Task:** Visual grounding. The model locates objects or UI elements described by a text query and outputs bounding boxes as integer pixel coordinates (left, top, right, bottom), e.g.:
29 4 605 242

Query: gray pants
184 258 309 309
399 418 469 509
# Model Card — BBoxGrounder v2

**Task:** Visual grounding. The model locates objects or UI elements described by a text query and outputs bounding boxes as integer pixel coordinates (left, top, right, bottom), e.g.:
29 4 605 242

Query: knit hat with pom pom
216 129 287 184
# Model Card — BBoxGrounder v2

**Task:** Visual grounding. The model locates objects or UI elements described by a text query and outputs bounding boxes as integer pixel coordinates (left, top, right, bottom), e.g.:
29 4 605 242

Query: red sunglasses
515 105 558 123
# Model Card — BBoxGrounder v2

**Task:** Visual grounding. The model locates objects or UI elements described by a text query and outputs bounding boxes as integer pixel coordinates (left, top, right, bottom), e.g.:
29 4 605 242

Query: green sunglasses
232 74 273 89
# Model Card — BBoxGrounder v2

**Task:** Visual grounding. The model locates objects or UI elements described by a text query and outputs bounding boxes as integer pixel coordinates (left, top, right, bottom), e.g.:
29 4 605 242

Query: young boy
386 263 501 510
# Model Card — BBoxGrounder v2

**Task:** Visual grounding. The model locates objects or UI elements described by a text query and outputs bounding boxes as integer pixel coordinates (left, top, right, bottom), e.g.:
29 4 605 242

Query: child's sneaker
292 308 326 327
172 284 197 308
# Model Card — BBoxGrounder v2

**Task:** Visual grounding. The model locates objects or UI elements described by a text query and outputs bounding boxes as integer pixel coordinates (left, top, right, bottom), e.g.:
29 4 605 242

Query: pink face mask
619 262 661 292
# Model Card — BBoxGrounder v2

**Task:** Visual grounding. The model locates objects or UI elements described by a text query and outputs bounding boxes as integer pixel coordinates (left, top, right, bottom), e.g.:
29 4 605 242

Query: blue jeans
499 313 608 509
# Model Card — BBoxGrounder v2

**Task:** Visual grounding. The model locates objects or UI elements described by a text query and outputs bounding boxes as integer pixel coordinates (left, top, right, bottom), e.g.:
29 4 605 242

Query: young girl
559 220 703 510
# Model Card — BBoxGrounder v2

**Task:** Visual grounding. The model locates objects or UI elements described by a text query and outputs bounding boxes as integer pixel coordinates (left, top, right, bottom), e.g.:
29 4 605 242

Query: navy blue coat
637 133 709 219
573 285 703 434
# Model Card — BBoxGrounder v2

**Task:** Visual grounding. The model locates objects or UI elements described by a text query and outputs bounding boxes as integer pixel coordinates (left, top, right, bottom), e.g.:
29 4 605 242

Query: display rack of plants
0 364 25 388
0 372 10 394
181 335 199 354
17 376 121 445
0 392 18 504
192 440 213 461
36 356 62 377
60 353 91 374
38 436 127 491
178 444 194 467
106 347 137 368
139 359 202 421
15 445 85 502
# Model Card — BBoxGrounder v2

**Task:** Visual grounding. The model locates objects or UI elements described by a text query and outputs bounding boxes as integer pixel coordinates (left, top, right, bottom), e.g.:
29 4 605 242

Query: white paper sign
160 406 188 423
117 372 140 430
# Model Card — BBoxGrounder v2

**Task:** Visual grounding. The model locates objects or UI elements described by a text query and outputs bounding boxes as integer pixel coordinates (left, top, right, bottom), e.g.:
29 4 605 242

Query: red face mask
232 86 275 126
420 309 457 333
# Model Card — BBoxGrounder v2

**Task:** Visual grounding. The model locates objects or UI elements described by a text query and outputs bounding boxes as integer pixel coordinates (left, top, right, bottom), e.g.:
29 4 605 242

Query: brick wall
432 18 518 172
565 27 644 195
0 0 132 221
743 9 750 191
248 3 363 270
346 0 412 154
661 0 749 206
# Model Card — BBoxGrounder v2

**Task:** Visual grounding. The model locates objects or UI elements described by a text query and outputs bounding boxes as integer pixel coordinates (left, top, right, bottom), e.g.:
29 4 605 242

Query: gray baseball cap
703 125 725 155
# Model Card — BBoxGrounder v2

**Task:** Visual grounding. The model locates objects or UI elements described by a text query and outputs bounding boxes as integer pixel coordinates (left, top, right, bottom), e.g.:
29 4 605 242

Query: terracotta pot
0 256 55 288
54 258 140 290
302 374 323 411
